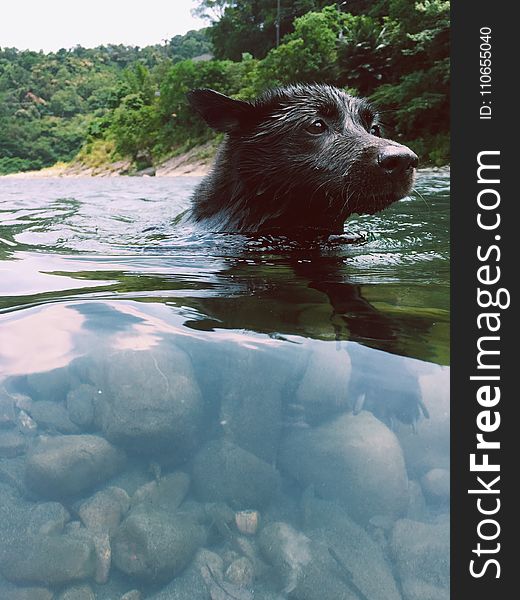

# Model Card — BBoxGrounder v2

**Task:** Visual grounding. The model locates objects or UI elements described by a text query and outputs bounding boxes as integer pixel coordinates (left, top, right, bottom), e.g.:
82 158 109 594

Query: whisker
412 186 430 210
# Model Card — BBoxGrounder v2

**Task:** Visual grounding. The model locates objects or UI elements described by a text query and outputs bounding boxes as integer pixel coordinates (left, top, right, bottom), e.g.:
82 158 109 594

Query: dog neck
190 140 347 234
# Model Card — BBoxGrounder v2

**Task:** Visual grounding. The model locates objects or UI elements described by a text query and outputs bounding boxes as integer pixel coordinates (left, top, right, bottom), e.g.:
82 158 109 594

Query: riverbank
1 142 449 180
0 142 217 179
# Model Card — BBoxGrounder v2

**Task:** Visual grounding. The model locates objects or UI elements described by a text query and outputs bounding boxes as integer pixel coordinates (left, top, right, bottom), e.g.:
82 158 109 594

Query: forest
0 0 449 175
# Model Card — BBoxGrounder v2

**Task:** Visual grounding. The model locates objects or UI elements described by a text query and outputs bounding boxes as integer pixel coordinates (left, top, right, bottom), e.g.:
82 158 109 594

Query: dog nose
378 146 418 176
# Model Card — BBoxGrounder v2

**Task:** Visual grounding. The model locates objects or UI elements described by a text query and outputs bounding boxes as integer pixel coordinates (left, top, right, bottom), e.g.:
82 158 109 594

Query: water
0 172 450 599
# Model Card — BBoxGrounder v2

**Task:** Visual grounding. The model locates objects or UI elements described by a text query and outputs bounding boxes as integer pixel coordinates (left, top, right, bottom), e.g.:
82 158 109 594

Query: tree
254 6 343 90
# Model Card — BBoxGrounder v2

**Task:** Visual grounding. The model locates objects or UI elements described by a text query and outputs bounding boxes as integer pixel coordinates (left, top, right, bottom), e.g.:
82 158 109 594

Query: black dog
187 84 418 234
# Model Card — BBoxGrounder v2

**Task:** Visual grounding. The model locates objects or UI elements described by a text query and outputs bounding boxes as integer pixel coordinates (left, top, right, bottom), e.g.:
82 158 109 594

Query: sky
0 0 207 52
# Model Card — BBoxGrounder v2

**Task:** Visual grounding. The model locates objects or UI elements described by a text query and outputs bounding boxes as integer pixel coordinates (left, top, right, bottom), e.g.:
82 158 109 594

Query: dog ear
187 89 253 133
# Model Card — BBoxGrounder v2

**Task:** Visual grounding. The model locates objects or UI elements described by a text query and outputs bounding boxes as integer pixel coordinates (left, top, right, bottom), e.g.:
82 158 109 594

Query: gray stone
26 502 70 535
420 468 450 506
0 388 17 427
280 411 409 523
66 384 96 428
199 562 253 600
302 495 402 600
204 502 235 538
0 456 27 493
401 579 449 600
391 517 450 600
0 533 96 585
25 435 125 497
91 347 204 456
148 562 209 600
218 348 284 463
394 367 450 477
68 527 112 585
295 342 352 424
120 592 142 600
17 410 38 435
28 401 79 434
225 556 254 588
78 486 130 533
25 367 73 402
195 548 224 579
258 521 357 600
58 584 95 600
113 509 206 583
406 479 429 521
131 471 190 513
0 587 54 600
192 439 281 509
108 462 151 496
0 430 26 457
0 481 32 543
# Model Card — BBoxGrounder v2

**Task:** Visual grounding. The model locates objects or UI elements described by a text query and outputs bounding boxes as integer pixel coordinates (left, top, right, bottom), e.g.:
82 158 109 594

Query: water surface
0 172 450 599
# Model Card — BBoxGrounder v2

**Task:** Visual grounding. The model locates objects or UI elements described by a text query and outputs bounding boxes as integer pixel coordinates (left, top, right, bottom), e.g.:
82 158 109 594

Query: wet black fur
187 84 416 234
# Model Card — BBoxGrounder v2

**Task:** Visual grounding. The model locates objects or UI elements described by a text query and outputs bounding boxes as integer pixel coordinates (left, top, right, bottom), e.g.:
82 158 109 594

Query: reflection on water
0 172 449 599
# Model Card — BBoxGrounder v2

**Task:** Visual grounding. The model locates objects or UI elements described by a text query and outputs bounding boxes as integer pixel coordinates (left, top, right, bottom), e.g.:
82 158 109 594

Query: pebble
225 556 254 588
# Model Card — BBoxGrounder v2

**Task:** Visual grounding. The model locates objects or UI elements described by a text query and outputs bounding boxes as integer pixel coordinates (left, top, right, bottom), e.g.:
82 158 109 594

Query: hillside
0 1 449 176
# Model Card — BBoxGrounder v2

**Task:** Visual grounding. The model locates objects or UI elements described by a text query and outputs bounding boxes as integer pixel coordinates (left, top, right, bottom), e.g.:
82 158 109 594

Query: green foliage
156 57 257 152
0 29 214 173
254 6 342 89
197 0 333 60
0 1 450 173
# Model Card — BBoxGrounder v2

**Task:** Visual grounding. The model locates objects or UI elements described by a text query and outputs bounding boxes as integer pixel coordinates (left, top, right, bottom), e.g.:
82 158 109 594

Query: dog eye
370 124 382 137
306 119 327 134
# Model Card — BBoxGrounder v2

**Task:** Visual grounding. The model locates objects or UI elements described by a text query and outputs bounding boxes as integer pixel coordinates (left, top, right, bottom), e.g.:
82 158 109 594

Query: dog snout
377 146 418 176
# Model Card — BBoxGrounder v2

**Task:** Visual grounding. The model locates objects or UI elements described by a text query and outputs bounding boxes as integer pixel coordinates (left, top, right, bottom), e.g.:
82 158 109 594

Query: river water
0 172 450 599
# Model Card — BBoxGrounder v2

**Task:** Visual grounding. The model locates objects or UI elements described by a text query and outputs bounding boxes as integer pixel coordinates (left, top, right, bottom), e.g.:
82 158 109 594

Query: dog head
188 84 418 228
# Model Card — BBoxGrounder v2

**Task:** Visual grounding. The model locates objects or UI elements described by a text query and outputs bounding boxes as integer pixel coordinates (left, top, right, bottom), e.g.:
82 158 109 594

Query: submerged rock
0 430 26 457
27 401 79 434
120 592 142 600
0 532 96 585
17 410 38 436
91 347 204 456
259 521 357 600
25 434 125 497
66 384 97 429
26 501 71 536
192 439 281 509
394 367 450 477
131 471 190 513
420 468 450 506
218 347 284 463
25 367 73 403
148 562 209 600
303 495 402 600
0 388 17 427
225 556 254 588
58 584 95 600
280 411 409 523
1 587 54 600
112 509 206 583
66 525 113 585
78 486 130 533
295 342 352 424
391 517 450 600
